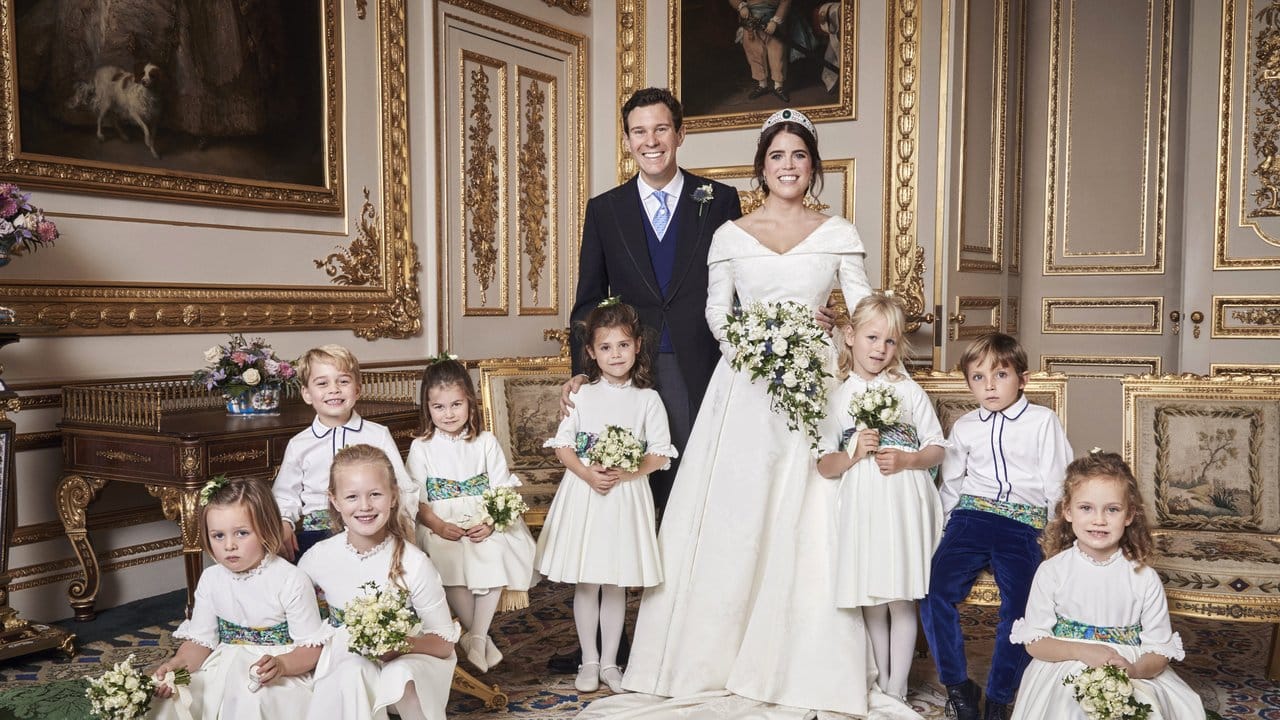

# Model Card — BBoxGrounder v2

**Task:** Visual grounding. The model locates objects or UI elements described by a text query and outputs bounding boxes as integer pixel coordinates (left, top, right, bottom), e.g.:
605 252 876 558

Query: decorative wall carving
463 54 507 313
1042 297 1164 334
543 0 590 15
315 188 382 286
517 70 559 316
1214 295 1280 337
616 0 645 183
1247 2 1280 221
885 0 929 329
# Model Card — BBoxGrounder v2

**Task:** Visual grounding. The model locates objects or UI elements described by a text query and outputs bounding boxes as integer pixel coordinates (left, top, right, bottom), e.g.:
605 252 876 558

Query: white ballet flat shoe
463 634 489 673
484 635 503 668
599 664 625 693
575 662 600 693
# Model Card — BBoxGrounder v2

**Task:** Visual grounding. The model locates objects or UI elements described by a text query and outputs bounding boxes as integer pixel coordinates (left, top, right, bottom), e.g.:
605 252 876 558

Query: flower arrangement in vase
0 183 58 267
193 335 299 415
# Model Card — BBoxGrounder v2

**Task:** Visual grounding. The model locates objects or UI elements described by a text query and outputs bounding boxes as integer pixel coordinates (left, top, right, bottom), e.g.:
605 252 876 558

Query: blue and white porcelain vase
225 382 282 416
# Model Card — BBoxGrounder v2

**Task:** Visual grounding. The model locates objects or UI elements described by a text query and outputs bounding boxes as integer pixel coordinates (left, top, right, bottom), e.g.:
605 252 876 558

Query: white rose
782 371 798 388
242 368 262 386
772 338 789 355
203 345 224 363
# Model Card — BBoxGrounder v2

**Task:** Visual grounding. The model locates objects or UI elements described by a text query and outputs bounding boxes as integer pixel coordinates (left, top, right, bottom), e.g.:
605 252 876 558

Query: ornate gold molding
8 539 182 593
616 0 645 183
517 69 559 316
884 0 928 330
465 58 503 309
954 296 1001 340
692 160 857 222
315 187 382 285
543 0 590 15
209 448 268 464
1214 295 1280 337
146 486 202 548
94 449 151 465
1042 297 1164 334
1040 354 1162 379
0 0 421 338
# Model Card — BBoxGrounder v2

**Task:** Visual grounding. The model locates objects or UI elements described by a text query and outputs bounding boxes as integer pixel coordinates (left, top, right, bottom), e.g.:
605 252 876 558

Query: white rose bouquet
478 487 529 532
724 300 831 447
1062 664 1152 720
343 582 422 661
586 425 646 473
849 385 902 431
85 654 189 720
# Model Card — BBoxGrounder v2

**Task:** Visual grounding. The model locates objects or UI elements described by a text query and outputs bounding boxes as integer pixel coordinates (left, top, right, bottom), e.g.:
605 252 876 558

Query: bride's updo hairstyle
753 108 824 197
577 298 655 389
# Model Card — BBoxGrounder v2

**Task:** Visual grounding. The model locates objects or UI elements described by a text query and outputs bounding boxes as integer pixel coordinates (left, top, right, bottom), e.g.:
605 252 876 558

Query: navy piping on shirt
311 415 366 457
978 397 1030 502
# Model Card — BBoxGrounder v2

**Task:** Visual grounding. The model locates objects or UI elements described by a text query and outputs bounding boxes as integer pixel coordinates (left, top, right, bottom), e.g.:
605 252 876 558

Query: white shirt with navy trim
939 394 1074 520
271 412 418 525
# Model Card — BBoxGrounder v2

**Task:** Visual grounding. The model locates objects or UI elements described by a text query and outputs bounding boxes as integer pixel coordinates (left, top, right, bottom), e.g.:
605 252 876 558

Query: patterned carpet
0 584 1272 719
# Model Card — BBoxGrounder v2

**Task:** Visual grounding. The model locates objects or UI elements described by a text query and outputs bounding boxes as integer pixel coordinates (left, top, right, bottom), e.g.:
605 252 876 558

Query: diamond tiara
760 108 817 139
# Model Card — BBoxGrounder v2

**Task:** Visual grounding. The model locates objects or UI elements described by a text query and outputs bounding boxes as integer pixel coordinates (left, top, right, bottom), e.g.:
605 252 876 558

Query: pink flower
231 351 250 365
277 362 296 379
36 219 58 243
0 196 17 219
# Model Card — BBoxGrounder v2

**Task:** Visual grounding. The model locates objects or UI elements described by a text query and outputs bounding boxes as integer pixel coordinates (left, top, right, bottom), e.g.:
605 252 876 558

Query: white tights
444 586 502 639
864 599 917 698
573 583 626 667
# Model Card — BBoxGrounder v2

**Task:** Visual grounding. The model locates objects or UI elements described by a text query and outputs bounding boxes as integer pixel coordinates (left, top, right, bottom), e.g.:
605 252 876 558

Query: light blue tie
651 190 670 240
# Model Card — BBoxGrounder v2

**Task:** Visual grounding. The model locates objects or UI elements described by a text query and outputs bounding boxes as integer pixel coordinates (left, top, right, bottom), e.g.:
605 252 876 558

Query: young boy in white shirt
920 333 1074 720
272 344 417 560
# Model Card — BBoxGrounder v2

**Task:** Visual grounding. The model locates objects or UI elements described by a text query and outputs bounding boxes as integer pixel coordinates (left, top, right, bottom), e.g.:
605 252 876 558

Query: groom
564 87 742 513
549 88 741 674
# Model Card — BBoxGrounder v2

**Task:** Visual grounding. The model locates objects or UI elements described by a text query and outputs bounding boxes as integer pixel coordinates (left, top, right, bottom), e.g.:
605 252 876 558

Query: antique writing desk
56 372 420 622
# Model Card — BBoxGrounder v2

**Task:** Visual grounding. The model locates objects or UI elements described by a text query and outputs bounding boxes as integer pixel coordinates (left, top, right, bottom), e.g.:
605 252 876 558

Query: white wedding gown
578 217 921 720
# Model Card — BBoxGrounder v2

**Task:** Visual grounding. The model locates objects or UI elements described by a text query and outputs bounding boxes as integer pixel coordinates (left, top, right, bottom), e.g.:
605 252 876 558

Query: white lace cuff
543 438 575 449
1140 632 1186 661
420 620 462 644
290 626 334 648
1007 618 1052 645
172 629 218 651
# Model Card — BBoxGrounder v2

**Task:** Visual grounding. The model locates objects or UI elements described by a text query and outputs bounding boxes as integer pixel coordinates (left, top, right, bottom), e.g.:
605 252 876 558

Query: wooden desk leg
451 666 508 710
56 474 108 622
147 486 203 617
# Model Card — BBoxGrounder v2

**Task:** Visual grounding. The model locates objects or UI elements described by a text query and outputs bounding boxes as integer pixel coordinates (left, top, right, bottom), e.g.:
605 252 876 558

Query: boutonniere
692 184 714 216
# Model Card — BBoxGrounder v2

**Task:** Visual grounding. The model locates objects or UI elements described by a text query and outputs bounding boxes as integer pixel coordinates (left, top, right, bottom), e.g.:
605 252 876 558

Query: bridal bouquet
343 582 422 661
586 425 645 472
85 654 189 720
479 487 529 532
724 300 830 447
1062 664 1152 720
849 385 902 431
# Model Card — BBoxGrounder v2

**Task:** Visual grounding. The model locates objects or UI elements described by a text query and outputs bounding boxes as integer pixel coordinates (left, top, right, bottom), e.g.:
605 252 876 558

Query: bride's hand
814 305 836 334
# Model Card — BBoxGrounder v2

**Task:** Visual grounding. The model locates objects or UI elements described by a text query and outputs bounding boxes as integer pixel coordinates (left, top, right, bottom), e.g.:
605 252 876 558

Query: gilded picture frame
0 0 342 213
0 0 421 339
669 0 856 133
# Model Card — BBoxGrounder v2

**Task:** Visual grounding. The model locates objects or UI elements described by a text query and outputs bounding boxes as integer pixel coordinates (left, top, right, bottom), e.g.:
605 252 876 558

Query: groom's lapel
606 179 662 302
667 172 710 299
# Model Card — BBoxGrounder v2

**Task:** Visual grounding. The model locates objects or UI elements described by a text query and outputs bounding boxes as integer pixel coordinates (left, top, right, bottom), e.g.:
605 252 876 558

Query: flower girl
816 292 945 701
534 299 675 694
299 444 459 720
408 355 536 673
149 476 328 719
1008 452 1206 719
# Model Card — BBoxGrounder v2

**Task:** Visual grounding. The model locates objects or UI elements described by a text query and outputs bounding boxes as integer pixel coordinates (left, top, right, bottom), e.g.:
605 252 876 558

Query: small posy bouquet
849 385 902 431
343 581 422 661
0 183 58 268
1062 664 1152 720
85 654 189 720
724 300 831 447
586 425 645 472
192 334 299 399
479 487 529 532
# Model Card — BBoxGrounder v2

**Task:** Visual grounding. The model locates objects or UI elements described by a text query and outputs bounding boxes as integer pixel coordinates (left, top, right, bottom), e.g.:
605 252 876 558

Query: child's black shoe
944 679 982 720
983 699 1012 720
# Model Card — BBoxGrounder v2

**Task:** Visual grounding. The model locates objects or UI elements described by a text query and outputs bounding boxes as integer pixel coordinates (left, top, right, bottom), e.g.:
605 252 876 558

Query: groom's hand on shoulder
560 374 589 417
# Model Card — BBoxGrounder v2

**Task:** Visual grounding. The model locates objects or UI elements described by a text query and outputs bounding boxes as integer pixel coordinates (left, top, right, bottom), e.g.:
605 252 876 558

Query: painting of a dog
0 0 339 212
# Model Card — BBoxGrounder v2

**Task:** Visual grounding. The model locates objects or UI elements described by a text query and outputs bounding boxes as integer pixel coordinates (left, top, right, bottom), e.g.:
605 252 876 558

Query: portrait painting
0 0 341 212
669 0 856 132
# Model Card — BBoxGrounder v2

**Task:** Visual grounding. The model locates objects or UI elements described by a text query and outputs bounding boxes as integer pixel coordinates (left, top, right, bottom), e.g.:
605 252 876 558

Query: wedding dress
578 217 922 720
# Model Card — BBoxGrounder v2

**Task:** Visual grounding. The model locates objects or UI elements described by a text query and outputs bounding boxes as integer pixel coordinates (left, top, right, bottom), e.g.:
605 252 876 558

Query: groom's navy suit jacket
570 171 742 414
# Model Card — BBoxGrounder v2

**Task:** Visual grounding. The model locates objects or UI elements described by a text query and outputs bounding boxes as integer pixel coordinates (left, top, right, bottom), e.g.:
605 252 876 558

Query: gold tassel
497 589 528 612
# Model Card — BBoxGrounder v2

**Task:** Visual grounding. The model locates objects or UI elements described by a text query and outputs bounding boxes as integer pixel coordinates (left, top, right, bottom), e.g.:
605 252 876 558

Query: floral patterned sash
423 473 489 501
1052 614 1142 646
216 617 292 646
299 509 333 531
956 494 1048 529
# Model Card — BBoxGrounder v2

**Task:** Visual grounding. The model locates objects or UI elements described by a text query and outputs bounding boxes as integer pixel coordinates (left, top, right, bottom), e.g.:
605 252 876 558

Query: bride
579 109 920 720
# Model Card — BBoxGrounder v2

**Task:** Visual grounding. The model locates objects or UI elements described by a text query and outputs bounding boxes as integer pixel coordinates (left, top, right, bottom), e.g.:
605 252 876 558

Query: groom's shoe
944 679 982 720
983 700 1011 720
